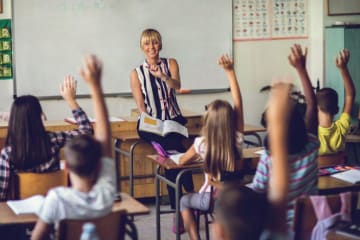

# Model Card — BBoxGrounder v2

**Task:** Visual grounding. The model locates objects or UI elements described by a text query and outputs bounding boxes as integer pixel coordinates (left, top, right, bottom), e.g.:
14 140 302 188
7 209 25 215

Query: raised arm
336 49 355 115
217 54 244 132
80 55 111 157
288 44 317 134
267 82 292 234
60 75 80 110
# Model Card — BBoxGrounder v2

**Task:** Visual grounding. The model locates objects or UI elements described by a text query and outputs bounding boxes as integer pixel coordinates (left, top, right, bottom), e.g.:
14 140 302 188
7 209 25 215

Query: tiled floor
132 200 212 240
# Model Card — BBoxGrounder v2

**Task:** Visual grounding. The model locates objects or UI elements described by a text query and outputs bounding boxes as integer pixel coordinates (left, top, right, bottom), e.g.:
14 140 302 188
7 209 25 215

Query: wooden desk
0 114 265 199
0 192 149 226
318 175 360 195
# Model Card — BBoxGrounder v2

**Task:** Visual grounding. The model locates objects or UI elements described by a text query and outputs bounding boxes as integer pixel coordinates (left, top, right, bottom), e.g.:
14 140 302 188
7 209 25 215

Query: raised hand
79 55 103 87
217 54 234 71
335 49 350 69
288 44 307 70
60 75 78 110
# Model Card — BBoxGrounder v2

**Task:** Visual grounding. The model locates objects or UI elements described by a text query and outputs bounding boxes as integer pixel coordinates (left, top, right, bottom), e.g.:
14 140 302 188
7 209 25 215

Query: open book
65 116 124 124
138 112 188 138
7 195 45 215
331 169 360 184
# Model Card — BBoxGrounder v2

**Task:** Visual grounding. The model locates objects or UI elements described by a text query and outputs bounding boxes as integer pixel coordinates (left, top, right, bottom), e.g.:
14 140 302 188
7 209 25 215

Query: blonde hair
140 28 162 50
202 100 242 181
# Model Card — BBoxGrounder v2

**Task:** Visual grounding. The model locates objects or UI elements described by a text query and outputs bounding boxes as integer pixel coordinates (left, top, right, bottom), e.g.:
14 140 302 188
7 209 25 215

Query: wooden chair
10 170 68 199
318 151 346 168
293 192 358 240
57 210 137 240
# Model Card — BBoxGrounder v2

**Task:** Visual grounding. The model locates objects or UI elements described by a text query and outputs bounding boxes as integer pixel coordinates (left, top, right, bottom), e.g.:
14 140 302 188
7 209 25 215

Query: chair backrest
317 151 346 168
293 192 358 240
58 210 127 240
11 170 68 199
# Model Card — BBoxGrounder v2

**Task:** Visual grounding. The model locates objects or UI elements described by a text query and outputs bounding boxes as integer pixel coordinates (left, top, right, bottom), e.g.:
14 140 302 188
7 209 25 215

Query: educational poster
233 0 308 41
233 0 271 40
272 0 307 38
0 19 12 79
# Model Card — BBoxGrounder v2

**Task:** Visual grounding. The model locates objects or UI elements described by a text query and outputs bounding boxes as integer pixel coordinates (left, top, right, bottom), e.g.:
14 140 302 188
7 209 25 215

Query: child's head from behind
7 95 50 169
140 28 162 51
9 95 43 127
316 87 339 116
213 182 268 240
202 100 240 179
64 134 102 178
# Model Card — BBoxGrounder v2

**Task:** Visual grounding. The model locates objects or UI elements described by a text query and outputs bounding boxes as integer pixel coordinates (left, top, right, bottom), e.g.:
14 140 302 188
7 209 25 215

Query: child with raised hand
31 55 116 240
317 49 355 155
213 82 292 240
178 54 244 240
288 44 318 135
251 45 319 227
0 76 93 201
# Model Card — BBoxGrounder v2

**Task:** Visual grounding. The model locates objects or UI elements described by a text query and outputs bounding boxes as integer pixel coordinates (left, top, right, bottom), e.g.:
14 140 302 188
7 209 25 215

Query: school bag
310 192 352 240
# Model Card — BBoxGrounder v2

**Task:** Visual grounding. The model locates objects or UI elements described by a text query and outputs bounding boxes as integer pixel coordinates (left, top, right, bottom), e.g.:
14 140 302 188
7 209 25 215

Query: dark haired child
317 49 355 155
0 76 93 201
31 55 116 240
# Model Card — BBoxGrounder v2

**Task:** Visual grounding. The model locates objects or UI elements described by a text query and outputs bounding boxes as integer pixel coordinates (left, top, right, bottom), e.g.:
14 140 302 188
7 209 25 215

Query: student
130 28 194 218
0 76 93 201
213 82 292 240
251 44 319 226
31 55 116 240
179 54 244 240
317 49 355 155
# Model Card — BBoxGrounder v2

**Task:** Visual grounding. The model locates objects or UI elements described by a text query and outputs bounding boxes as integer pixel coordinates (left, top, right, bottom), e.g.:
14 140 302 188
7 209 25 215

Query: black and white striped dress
135 58 182 120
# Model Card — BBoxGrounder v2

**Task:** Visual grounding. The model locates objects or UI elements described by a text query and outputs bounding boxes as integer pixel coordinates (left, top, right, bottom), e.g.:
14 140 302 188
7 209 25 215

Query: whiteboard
12 0 232 97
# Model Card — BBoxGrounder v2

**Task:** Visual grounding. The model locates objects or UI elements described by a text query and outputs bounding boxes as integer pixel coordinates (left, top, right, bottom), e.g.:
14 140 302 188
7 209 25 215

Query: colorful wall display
233 0 307 41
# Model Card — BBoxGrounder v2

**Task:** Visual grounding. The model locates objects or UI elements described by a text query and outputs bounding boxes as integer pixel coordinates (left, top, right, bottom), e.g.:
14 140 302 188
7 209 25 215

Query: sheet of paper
169 153 185 165
7 195 45 215
255 149 266 155
331 169 360 184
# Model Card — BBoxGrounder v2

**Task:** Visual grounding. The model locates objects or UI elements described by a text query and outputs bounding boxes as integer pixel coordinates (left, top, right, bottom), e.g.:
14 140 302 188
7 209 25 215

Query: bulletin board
0 19 12 79
12 0 232 97
233 0 308 41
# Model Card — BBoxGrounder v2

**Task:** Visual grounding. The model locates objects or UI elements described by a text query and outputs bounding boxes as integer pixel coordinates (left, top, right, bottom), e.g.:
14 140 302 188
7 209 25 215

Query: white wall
0 0 355 126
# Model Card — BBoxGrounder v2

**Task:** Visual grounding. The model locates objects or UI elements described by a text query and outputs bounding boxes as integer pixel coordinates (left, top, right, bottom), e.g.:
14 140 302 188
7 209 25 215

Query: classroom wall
0 1 358 126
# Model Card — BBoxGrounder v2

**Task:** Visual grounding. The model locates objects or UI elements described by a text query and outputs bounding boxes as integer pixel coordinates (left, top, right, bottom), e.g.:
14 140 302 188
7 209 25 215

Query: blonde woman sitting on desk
130 28 194 232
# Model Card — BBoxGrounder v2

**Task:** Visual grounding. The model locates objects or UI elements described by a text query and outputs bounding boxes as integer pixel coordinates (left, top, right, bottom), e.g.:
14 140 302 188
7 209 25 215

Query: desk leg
156 165 161 240
175 169 195 240
114 139 122 199
129 141 142 197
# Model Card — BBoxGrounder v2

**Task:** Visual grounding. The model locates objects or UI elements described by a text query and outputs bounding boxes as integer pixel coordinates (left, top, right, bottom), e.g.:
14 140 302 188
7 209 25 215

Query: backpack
310 192 352 240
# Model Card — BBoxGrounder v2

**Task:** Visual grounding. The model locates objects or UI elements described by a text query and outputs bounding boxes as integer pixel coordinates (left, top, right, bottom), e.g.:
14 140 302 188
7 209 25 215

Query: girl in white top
179 54 244 240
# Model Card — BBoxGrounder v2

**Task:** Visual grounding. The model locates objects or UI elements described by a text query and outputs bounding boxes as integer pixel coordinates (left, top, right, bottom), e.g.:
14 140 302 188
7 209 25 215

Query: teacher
130 28 194 218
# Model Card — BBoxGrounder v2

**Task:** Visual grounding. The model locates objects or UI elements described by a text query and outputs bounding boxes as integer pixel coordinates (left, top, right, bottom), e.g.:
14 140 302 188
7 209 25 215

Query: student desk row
147 149 360 240
0 113 266 199
0 192 149 226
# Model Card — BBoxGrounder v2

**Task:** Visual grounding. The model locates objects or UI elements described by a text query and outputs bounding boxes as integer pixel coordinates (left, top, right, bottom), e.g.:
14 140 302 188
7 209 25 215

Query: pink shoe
172 215 185 234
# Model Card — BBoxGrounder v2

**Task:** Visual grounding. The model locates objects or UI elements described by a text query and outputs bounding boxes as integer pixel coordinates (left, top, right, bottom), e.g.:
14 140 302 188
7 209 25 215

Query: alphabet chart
233 0 307 41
